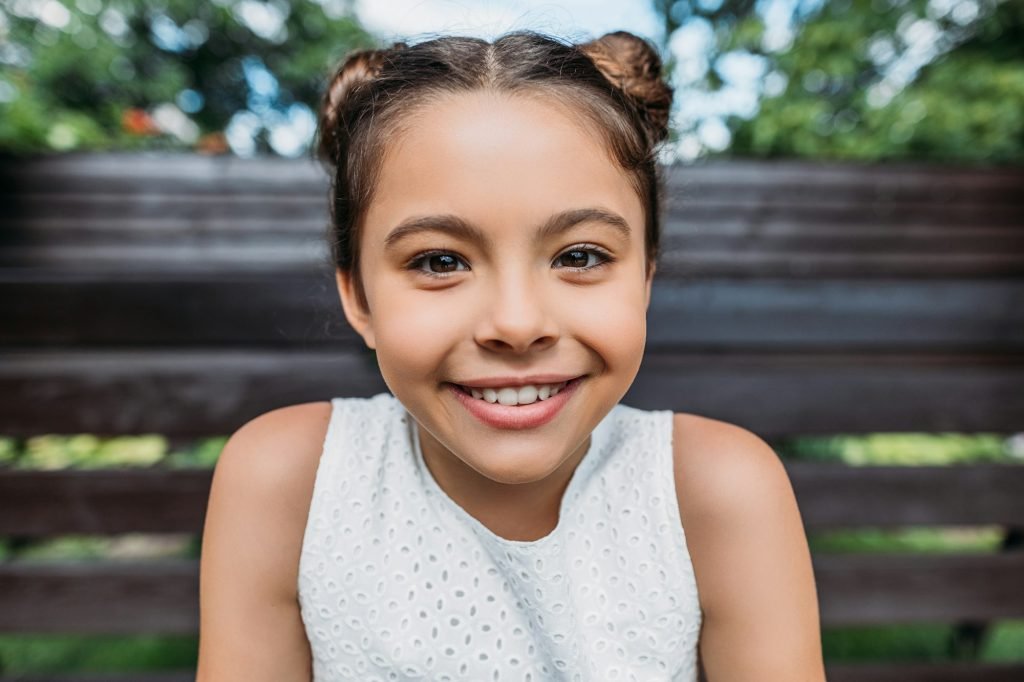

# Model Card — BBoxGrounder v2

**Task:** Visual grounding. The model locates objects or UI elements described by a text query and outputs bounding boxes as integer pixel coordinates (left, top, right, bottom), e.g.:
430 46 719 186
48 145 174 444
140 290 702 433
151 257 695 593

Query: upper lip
451 374 585 389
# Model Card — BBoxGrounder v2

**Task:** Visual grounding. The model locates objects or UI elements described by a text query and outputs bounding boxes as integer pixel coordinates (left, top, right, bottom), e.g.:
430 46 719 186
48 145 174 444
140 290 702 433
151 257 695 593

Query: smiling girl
197 29 825 682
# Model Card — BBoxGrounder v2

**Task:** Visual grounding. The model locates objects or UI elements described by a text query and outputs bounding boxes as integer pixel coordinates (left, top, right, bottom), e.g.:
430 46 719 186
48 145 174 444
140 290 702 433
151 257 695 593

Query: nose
474 268 558 354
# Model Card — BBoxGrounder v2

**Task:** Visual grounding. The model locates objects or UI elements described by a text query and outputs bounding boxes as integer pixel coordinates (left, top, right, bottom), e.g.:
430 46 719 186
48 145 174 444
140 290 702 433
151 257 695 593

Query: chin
472 451 567 484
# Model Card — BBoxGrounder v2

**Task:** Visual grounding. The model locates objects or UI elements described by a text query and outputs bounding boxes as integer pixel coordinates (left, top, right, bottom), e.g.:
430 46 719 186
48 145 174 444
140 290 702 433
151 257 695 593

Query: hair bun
317 42 407 166
580 31 673 145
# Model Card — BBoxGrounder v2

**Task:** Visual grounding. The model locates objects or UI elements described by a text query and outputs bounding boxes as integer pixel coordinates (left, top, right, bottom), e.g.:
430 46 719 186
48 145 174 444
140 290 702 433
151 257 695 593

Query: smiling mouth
448 377 584 406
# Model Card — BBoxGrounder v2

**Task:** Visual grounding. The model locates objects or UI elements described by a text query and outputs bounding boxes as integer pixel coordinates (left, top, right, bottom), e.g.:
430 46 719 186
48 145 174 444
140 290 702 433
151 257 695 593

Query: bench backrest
1 153 1022 682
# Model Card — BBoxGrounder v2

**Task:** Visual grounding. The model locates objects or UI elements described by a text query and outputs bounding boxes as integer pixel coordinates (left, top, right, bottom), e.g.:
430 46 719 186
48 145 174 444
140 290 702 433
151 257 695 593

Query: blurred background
1 0 1022 679
1 0 1022 163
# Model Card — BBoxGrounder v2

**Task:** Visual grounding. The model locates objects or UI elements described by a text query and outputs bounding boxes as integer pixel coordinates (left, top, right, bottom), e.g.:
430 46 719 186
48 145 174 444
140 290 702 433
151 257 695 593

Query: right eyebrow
384 214 492 252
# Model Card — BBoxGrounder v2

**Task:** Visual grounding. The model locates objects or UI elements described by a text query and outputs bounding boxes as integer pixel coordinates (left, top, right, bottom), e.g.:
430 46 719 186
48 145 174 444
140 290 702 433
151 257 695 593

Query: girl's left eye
557 245 610 270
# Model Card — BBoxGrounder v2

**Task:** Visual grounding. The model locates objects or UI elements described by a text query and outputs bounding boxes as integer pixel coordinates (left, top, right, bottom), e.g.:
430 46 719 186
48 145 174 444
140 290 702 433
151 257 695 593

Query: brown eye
406 251 469 279
427 254 460 273
558 250 590 269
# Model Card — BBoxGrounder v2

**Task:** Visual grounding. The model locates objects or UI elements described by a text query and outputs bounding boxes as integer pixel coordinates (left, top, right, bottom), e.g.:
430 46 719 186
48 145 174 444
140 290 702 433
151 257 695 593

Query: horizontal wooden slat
822 662 1024 682
0 469 213 535
1 349 1021 437
0 559 198 633
2 275 1021 350
1 553 1022 632
4 153 1022 200
6 244 1021 277
814 552 1024 626
0 269 358 347
786 463 1024 529
3 464 1023 536
6 191 1022 226
0 674 196 682
0 349 384 437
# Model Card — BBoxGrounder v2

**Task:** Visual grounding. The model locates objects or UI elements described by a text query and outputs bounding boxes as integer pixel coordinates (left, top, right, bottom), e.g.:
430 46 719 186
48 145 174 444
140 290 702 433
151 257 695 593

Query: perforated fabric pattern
297 392 702 681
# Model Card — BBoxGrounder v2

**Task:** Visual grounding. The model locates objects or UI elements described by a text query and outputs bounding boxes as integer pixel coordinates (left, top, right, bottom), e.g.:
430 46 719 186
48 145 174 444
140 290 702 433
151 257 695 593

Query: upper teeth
462 381 570 406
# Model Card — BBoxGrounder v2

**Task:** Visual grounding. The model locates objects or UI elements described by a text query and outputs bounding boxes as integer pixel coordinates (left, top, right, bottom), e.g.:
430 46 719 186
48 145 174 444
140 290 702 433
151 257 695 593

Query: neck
416 423 590 542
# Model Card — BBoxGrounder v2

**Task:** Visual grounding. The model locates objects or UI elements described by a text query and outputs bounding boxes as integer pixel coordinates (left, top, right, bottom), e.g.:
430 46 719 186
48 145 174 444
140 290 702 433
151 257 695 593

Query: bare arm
196 402 332 682
674 414 826 681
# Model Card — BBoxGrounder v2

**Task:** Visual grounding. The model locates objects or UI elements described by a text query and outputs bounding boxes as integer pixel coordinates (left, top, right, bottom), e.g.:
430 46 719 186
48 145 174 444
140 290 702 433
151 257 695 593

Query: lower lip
447 377 585 430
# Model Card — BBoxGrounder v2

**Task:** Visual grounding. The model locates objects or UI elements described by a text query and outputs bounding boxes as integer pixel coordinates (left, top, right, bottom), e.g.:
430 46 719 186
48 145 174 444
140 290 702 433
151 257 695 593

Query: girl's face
336 90 654 490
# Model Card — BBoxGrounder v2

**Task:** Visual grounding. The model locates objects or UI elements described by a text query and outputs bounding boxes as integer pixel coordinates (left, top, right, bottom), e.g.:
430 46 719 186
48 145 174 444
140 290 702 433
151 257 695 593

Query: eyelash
405 244 615 280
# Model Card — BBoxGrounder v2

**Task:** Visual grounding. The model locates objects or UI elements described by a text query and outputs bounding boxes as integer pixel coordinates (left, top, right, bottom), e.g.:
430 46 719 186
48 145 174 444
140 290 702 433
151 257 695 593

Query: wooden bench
1 152 1022 681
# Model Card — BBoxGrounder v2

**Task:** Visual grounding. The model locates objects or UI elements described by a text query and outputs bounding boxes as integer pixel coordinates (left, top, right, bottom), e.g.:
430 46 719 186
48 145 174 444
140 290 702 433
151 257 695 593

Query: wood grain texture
4 464 1024 535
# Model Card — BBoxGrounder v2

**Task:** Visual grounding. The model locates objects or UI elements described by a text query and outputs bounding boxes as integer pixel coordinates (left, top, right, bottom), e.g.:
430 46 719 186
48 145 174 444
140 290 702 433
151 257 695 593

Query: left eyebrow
382 207 632 252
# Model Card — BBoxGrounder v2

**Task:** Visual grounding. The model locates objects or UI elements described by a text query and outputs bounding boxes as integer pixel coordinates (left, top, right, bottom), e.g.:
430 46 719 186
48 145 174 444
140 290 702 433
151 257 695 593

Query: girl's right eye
405 250 469 279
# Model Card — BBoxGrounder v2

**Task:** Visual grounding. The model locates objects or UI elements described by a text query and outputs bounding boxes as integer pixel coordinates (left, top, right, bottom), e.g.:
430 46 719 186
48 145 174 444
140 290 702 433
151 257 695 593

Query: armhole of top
296 398 348 589
661 410 700 583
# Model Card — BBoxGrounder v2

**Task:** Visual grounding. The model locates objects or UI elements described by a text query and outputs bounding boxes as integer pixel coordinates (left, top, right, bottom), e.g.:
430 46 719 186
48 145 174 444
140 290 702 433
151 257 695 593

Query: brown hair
314 29 673 313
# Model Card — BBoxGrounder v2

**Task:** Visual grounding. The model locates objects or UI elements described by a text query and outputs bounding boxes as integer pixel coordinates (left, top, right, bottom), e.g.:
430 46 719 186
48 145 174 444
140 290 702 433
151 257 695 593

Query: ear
644 260 656 309
335 269 376 350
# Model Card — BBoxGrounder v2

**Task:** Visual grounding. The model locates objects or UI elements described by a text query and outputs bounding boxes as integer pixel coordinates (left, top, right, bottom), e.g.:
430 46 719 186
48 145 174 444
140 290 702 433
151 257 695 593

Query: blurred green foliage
807 526 1006 553
0 430 1018 470
724 0 1024 162
0 633 198 675
822 620 1024 661
4 0 1020 160
776 432 1015 465
0 433 227 469
0 0 374 155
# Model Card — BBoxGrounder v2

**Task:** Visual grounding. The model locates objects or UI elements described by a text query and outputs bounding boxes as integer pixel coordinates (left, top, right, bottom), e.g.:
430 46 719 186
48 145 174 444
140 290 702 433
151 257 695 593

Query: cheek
565 286 648 361
371 287 463 378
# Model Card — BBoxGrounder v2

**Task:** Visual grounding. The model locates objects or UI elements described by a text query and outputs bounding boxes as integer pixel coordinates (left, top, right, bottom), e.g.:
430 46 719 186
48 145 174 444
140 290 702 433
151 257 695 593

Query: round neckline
406 405 615 549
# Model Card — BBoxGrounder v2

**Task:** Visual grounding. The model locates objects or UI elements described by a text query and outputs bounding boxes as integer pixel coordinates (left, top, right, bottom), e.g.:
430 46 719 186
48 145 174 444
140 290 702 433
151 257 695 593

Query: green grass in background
822 620 1024 662
0 634 198 675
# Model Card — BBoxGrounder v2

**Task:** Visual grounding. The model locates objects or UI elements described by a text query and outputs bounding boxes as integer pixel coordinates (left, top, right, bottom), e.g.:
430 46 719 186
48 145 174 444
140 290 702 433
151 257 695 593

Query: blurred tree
0 0 375 156
724 0 1024 162
653 0 1023 162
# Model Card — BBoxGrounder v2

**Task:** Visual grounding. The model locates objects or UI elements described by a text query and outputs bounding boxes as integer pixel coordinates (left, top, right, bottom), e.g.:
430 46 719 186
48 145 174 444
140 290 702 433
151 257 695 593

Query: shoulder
669 412 825 678
215 400 333 516
204 400 334 596
216 400 333 486
670 412 792 522
197 401 334 679
669 412 798 577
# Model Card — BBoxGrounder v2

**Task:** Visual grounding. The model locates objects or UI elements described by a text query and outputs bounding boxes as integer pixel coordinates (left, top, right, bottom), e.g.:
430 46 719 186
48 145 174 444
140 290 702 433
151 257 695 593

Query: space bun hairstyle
315 30 673 313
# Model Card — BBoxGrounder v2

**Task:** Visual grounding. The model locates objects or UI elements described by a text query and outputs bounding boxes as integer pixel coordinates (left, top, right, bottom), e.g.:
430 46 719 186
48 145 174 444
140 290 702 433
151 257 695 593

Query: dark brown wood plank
0 671 195 675
4 464 1023 535
7 243 1020 277
7 190 1022 227
814 552 1024 626
666 157 1024 192
630 351 1024 438
1 349 1021 437
0 349 385 438
785 463 1024 530
0 270 359 347
5 153 1023 201
1 553 1022 632
0 469 213 535
3 275 1021 350
823 662 1024 682
0 560 198 633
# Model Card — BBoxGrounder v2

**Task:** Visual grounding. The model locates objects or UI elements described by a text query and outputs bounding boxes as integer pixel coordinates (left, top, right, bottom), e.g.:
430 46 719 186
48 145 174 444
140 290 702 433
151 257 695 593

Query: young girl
196 29 825 682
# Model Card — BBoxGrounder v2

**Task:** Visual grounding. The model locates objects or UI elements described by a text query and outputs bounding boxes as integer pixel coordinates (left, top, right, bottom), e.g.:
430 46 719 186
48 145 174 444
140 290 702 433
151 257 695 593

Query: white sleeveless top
297 392 703 681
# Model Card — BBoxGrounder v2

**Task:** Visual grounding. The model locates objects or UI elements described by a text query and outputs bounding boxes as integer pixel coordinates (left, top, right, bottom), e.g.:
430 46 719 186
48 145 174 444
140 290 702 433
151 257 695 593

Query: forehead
363 90 643 244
